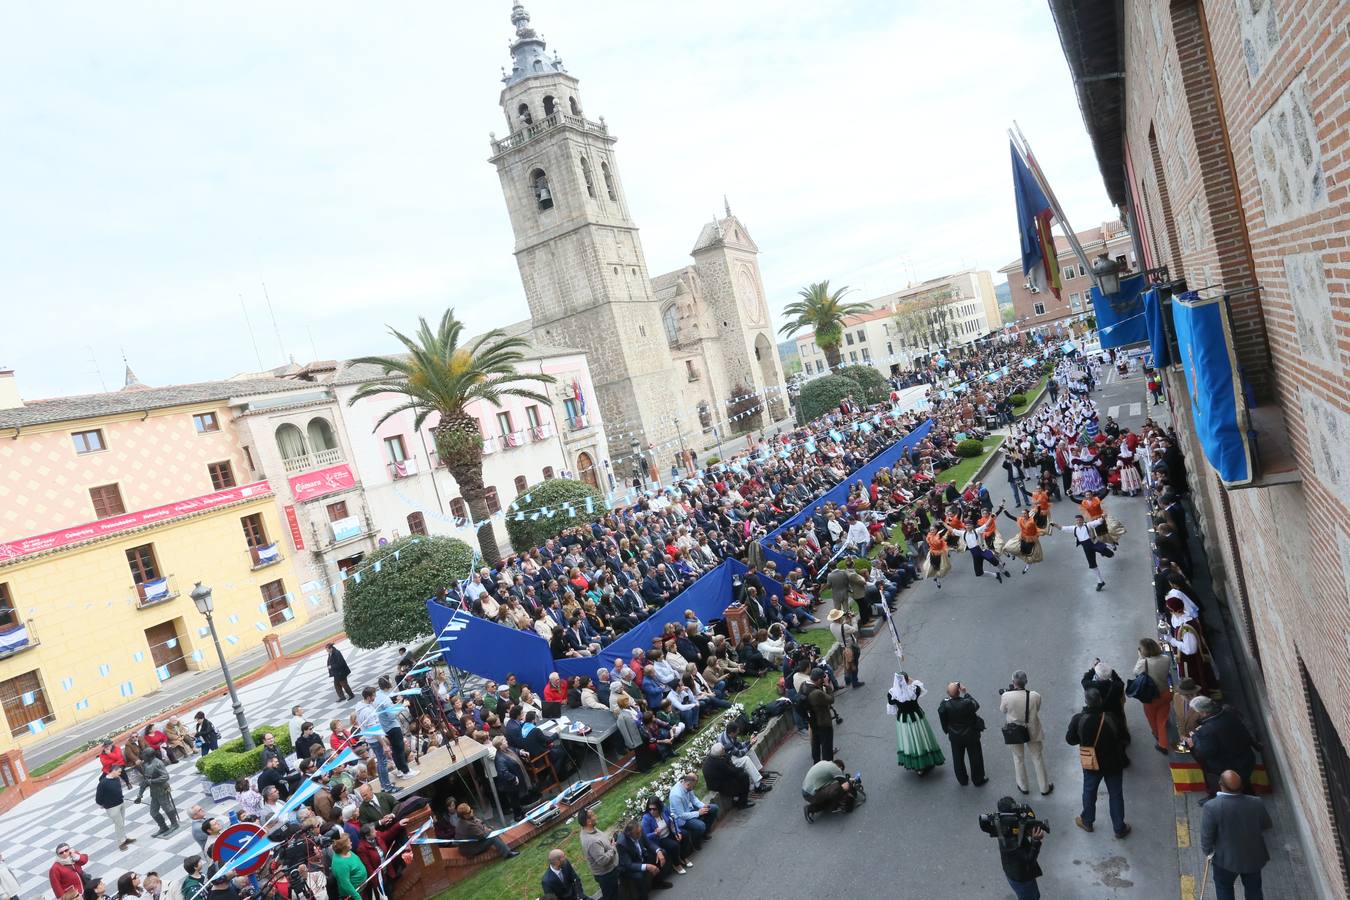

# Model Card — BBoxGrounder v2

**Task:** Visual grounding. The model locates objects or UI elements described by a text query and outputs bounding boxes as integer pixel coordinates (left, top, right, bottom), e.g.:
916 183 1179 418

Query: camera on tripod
978 801 1049 843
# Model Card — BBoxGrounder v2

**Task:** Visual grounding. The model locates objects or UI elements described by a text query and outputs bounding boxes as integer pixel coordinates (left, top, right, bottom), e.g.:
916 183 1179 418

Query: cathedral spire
502 2 568 86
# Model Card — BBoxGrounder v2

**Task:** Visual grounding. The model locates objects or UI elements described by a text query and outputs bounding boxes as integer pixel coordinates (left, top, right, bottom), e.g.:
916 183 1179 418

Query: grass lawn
935 434 1006 488
439 629 834 899
1012 373 1049 417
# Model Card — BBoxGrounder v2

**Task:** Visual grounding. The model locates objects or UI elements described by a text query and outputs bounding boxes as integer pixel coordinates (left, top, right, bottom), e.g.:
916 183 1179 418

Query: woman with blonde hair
1133 637 1173 753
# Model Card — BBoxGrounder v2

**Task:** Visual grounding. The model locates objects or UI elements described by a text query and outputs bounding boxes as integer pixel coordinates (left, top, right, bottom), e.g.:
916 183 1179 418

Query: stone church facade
487 3 786 469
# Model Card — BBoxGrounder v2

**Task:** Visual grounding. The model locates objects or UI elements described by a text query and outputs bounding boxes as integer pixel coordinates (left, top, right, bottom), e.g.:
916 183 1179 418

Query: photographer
801 757 857 823
990 797 1046 899
803 668 839 764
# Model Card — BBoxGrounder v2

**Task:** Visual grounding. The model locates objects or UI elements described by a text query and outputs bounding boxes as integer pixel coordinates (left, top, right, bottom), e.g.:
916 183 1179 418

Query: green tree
348 309 556 565
835 364 887 404
777 281 873 370
504 477 606 551
342 535 475 648
797 373 861 420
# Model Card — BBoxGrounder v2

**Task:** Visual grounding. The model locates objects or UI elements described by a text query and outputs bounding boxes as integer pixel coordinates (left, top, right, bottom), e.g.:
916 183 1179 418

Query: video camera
978 800 1049 847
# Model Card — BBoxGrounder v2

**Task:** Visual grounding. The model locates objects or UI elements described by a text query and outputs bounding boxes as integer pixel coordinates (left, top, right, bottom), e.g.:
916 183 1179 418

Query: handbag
1001 690 1031 745
1125 669 1159 703
1079 714 1107 771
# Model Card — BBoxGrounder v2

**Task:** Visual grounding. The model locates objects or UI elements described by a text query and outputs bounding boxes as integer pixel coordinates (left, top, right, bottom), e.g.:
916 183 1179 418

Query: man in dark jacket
804 669 836 764
1065 688 1131 838
1187 698 1258 800
616 819 673 897
96 766 134 851
937 682 987 786
326 644 354 701
701 744 752 809
995 795 1045 899
1200 770 1272 899
542 848 588 900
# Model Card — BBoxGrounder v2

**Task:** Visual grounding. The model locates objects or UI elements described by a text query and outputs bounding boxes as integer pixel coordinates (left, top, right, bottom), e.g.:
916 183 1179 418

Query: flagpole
1009 124 1091 270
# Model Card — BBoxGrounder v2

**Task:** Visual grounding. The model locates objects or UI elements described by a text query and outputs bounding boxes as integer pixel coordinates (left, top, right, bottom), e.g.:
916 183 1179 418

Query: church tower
489 3 689 457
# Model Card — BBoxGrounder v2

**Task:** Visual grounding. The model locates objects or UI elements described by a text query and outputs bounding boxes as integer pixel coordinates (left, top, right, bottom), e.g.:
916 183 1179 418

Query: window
849 352 858 364
516 102 532 125
530 168 553 210
192 412 219 433
855 329 865 343
580 155 595 198
1 669 53 737
496 412 513 436
844 332 854 346
306 418 338 452
815 360 825 373
562 397 580 420
1069 292 1083 312
0 583 16 630
1115 254 1129 270
861 348 871 362
325 501 348 522
450 498 468 522
240 513 268 549
1033 301 1046 315
275 423 307 460
242 445 255 472
525 406 542 429
542 95 556 117
384 435 408 463
259 580 291 627
513 475 529 495
72 429 105 454
406 512 427 536
125 543 161 589
662 305 679 345
484 487 501 514
601 161 616 201
569 96 580 116
89 484 125 519
887 342 894 355
1062 266 1076 281
542 466 555 480
208 461 235 490
685 360 698 382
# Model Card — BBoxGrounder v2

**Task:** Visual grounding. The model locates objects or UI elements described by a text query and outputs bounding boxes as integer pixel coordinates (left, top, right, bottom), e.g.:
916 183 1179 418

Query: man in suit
938 682 987 786
1200 770 1272 900
616 819 673 897
1187 698 1259 801
541 848 588 900
826 561 866 616
998 670 1053 797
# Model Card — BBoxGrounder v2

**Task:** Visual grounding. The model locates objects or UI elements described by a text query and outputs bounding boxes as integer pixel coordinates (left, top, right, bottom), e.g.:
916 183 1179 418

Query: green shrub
704 456 721 467
834 365 887 404
343 536 475 648
1008 393 1027 407
955 438 985 458
798 374 861 421
195 726 291 784
504 478 606 551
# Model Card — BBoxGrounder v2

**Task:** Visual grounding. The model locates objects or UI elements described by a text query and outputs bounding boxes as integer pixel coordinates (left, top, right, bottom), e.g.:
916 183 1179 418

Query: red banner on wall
288 463 356 502
284 505 305 551
0 481 273 563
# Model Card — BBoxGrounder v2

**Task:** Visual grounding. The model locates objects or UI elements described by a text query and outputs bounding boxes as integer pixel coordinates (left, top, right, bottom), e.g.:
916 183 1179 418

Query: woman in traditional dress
1030 487 1054 534
1117 443 1143 496
1164 597 1216 694
1001 508 1047 574
923 525 952 588
886 672 944 775
1079 492 1127 547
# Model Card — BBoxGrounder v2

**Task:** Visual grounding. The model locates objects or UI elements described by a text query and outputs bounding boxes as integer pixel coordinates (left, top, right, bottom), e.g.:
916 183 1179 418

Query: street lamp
1091 253 1123 296
190 582 254 750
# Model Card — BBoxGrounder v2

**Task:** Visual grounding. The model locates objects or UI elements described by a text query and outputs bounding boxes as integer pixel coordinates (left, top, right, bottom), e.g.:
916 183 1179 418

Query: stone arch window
601 161 617 201
532 59 544 73
450 498 468 522
579 155 595 198
697 401 712 429
542 466 555 480
516 102 532 126
530 168 554 210
542 95 556 117
306 417 338 451
275 423 307 460
513 474 528 493
661 304 679 345
568 96 580 116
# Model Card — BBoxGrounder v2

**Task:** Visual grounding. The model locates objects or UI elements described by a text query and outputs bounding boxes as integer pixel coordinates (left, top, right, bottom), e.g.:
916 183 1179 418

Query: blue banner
1090 272 1150 349
1142 288 1172 368
1171 292 1253 486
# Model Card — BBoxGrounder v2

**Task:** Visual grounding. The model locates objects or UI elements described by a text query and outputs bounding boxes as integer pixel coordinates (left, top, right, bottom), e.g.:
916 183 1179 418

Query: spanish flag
1011 141 1062 300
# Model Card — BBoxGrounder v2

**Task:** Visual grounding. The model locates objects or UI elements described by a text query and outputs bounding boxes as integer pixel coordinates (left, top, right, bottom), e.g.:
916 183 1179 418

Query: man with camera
938 682 987 786
801 757 858 823
803 668 840 763
980 797 1047 899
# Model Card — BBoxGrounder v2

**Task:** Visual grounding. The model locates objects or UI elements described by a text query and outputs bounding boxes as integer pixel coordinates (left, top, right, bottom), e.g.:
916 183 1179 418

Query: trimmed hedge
834 365 888 404
196 726 291 784
798 374 861 421
955 438 985 458
704 456 721 467
1008 393 1027 408
342 536 475 648
504 477 605 551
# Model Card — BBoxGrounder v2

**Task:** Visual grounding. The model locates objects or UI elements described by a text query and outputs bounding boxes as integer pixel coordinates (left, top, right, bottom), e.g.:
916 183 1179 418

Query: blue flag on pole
1142 288 1172 367
1090 272 1150 348
1171 291 1254 486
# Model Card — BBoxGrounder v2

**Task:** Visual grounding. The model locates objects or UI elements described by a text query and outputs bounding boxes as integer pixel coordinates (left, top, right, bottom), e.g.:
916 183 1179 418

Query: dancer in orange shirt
923 525 953 588
1001 508 1048 574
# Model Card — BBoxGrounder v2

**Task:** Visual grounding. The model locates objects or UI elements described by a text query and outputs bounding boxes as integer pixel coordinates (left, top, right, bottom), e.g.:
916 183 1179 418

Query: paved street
681 372 1295 899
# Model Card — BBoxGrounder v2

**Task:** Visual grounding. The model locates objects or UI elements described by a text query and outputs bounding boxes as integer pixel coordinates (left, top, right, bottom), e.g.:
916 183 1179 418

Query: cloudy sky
1 1 1115 399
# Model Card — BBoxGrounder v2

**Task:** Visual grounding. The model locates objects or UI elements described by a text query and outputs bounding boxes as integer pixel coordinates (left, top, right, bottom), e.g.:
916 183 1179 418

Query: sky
0 1 1116 400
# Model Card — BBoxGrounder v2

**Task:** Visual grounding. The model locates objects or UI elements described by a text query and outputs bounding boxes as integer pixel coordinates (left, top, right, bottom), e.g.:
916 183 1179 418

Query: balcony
281 447 344 474
490 112 609 156
248 542 283 570
530 422 554 441
387 458 420 480
0 620 38 660
566 414 593 432
133 575 180 609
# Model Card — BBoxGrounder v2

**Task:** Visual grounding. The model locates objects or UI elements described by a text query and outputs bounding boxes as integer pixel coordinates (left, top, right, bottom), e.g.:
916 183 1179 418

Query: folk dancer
1069 514 1115 591
923 525 952 589
886 672 945 776
1080 492 1126 548
952 517 1009 583
1001 508 1048 575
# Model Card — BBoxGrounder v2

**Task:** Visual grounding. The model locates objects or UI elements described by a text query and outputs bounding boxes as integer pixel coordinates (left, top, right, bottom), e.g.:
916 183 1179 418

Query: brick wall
1123 0 1349 893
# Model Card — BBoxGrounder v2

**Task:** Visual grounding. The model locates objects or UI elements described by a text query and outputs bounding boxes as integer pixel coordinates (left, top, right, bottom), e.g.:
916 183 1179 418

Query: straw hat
1176 677 1200 696
826 608 848 622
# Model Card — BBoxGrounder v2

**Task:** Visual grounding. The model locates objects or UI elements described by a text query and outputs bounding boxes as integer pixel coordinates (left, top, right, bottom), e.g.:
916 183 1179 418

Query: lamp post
190 582 253 750
1091 253 1122 296
672 417 688 476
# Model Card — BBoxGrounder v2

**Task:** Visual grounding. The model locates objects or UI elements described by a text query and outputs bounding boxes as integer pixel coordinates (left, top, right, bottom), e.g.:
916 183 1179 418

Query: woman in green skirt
886 672 945 775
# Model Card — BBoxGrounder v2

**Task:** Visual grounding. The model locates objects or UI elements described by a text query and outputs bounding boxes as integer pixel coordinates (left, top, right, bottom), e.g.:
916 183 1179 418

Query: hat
1176 677 1200 696
1164 596 1185 614
826 608 847 622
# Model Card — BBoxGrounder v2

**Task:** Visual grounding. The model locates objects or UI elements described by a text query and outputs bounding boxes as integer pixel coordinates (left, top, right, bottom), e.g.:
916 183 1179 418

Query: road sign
212 822 270 876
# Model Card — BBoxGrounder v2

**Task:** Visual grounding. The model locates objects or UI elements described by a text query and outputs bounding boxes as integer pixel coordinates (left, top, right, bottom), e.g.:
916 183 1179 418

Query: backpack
1125 670 1160 703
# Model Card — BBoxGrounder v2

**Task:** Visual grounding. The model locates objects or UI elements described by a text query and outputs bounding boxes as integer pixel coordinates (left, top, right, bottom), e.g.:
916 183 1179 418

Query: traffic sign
212 822 271 876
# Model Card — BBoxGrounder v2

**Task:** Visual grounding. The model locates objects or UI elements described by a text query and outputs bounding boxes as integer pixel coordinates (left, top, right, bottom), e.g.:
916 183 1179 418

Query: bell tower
489 3 688 453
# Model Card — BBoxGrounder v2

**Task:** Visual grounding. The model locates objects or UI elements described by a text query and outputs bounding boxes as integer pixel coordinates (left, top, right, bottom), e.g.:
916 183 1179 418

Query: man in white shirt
287 706 306 748
355 687 396 793
844 518 872 556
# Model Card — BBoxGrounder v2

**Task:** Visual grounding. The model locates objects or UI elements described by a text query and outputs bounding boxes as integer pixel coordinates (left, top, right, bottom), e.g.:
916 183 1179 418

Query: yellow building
0 371 318 751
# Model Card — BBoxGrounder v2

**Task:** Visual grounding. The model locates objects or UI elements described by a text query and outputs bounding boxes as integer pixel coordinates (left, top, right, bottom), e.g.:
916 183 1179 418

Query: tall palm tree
777 280 873 370
348 309 555 565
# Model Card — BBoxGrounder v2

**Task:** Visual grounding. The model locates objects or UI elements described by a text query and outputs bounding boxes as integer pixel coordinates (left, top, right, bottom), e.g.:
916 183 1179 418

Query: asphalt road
682 370 1181 899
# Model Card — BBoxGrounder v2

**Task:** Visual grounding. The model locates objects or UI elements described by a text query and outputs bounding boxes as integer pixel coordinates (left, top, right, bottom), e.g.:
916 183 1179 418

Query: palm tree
777 280 873 370
348 309 555 565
